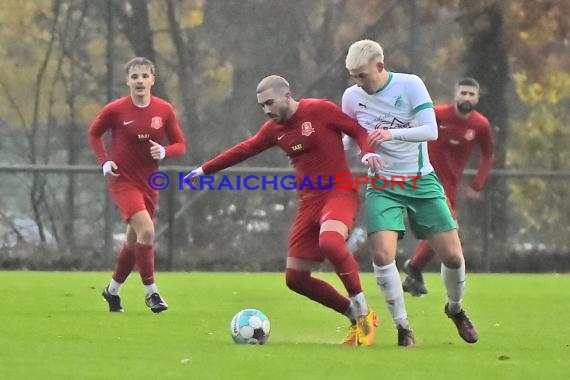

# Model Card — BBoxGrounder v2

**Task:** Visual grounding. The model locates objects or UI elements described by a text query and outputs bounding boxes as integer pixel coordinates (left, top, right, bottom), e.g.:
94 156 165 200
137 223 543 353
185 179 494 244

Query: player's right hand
182 166 204 189
361 153 384 173
102 161 119 177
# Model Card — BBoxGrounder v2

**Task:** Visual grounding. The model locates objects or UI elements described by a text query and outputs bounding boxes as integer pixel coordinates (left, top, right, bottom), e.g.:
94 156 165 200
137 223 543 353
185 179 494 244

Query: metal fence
1 165 569 272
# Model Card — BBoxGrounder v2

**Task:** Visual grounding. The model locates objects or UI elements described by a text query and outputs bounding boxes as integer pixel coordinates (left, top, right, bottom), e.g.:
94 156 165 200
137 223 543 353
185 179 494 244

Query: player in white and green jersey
342 39 479 346
342 70 435 179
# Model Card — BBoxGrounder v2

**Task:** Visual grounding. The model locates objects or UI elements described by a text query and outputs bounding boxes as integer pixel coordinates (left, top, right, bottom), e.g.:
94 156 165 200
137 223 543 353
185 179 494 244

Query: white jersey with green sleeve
342 72 436 177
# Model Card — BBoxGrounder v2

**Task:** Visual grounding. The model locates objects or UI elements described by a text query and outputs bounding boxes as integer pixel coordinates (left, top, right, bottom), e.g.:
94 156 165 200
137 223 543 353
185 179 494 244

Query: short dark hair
456 77 480 90
124 57 155 75
256 75 290 94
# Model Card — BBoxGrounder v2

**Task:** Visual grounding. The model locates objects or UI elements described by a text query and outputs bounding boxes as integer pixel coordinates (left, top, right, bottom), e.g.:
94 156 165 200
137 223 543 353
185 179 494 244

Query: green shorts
365 172 456 239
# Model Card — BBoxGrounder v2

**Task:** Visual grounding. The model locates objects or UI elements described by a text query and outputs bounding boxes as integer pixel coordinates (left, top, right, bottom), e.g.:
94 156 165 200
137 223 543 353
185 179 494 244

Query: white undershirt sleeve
389 107 438 142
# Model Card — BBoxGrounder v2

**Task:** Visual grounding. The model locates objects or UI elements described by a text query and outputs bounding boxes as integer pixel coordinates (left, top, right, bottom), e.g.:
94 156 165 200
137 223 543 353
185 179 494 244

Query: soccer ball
230 309 270 345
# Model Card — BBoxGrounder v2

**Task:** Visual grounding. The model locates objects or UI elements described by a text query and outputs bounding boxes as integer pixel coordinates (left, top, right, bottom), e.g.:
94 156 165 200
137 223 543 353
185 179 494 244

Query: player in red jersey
185 75 382 346
403 77 494 296
88 57 187 313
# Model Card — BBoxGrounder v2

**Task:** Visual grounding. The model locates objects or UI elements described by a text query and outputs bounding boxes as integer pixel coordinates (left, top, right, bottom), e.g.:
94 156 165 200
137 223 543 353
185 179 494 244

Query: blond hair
345 40 384 70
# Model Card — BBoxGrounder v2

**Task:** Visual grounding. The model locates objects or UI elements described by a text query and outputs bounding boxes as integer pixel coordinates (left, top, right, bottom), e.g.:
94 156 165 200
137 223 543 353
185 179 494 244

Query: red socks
134 242 155 285
112 243 136 283
280 231 362 316
285 268 350 315
319 231 362 296
111 242 156 286
410 240 436 269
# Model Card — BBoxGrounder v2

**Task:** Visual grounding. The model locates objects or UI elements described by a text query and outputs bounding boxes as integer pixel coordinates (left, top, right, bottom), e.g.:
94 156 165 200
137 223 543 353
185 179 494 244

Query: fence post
482 178 493 272
165 182 176 271
103 193 114 258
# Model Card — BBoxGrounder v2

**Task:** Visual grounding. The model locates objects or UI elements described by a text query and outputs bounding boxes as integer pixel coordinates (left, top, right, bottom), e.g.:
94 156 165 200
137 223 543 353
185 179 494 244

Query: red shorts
439 178 457 219
108 179 158 222
288 189 359 261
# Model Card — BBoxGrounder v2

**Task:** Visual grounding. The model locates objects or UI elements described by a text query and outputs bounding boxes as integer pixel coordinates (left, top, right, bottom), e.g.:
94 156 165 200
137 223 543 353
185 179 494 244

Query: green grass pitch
0 271 568 379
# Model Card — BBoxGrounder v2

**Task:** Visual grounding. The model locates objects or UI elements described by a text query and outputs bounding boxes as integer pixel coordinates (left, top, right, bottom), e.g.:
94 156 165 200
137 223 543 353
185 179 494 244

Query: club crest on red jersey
150 116 163 130
464 129 475 141
301 122 315 136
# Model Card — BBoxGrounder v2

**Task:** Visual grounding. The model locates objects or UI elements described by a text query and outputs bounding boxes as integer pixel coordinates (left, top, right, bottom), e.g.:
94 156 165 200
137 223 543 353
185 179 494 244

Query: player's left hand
361 153 384 173
149 140 166 160
368 129 392 146
465 186 480 199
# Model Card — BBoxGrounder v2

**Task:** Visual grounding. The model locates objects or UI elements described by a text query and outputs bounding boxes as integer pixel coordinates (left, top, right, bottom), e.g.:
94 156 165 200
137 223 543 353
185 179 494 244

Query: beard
457 101 475 114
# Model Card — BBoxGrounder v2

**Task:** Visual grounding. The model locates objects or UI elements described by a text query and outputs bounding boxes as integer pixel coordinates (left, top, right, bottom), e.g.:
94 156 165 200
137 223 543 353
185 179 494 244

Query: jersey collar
375 71 393 93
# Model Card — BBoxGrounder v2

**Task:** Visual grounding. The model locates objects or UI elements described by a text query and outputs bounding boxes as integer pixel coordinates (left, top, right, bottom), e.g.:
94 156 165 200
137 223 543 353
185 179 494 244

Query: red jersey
428 104 494 197
88 95 186 191
202 98 373 198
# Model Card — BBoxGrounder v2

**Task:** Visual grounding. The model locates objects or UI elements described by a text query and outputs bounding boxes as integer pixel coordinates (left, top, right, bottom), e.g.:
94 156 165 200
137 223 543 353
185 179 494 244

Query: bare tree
460 4 510 259
107 0 167 99
27 0 63 243
165 0 200 160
